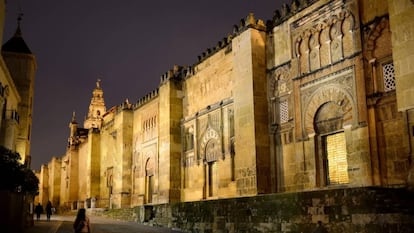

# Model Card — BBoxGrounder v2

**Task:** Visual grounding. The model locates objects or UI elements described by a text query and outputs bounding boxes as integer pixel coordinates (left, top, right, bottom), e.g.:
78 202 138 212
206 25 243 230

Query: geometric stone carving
301 67 356 136
382 62 395 92
280 100 289 124
309 32 321 71
292 5 357 76
268 64 291 97
330 22 343 62
200 126 221 163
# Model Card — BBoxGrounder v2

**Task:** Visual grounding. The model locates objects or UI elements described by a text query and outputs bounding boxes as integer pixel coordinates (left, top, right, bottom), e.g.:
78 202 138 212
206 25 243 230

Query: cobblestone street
26 215 184 233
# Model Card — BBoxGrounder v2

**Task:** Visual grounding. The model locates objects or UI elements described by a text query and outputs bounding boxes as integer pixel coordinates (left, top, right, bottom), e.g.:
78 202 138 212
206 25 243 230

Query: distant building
38 0 414 213
0 1 36 167
0 0 37 231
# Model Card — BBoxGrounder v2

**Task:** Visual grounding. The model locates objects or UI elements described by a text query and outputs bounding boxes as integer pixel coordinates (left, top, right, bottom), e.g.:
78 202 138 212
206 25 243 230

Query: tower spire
15 13 23 37
2 12 32 54
84 79 106 129
71 111 77 123
96 78 101 89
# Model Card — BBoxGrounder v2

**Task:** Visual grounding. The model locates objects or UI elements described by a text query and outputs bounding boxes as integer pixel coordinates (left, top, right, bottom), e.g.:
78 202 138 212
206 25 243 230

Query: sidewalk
25 215 74 233
25 214 184 233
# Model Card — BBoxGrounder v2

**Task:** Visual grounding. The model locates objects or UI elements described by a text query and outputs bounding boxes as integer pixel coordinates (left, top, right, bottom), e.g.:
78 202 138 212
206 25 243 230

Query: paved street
26 215 184 233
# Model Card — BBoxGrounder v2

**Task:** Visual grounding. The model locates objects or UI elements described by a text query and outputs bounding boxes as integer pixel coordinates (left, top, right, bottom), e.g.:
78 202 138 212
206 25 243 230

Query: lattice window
279 100 289 124
382 62 395 92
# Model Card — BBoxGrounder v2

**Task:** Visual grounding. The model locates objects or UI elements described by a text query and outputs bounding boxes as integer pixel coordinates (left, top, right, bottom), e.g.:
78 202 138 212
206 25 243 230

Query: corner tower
84 79 106 129
2 15 37 166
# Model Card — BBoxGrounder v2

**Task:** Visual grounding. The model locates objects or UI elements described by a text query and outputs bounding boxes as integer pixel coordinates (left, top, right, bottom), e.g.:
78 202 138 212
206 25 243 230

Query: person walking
312 221 328 233
45 201 53 221
34 203 43 221
73 208 91 233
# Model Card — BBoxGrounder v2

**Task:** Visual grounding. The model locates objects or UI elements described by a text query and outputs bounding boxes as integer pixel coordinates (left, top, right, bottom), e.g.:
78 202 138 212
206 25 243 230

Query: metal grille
279 100 289 124
326 132 349 185
383 62 395 92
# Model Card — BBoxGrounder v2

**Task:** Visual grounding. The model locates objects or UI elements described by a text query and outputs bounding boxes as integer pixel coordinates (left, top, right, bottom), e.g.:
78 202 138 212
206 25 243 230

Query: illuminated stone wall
387 0 414 187
47 157 61 207
361 0 413 187
268 0 372 192
78 137 89 201
158 71 183 204
181 43 234 201
99 104 133 209
0 26 36 164
37 164 49 206
36 0 414 213
264 0 412 194
131 94 159 206
1 53 36 164
388 0 414 111
233 24 269 196
180 16 269 200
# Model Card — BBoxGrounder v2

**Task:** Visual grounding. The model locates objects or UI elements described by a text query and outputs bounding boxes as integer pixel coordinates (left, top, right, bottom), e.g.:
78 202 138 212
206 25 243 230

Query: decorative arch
199 126 221 162
204 139 220 162
294 37 302 58
319 24 331 66
330 19 344 62
299 34 310 74
342 11 357 57
303 85 355 135
293 9 357 75
268 65 290 98
268 72 279 98
309 29 321 71
340 11 356 33
364 17 392 95
328 15 341 37
144 155 155 204
145 157 155 176
365 17 391 61
314 102 344 134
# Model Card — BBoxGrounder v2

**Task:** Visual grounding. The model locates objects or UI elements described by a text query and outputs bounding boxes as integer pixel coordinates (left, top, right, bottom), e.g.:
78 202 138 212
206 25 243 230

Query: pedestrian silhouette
312 221 328 233
34 203 43 221
45 201 53 221
73 208 91 233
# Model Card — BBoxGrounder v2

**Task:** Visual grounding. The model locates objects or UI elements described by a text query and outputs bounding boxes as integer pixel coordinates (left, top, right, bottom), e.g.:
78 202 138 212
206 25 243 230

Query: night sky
3 0 288 170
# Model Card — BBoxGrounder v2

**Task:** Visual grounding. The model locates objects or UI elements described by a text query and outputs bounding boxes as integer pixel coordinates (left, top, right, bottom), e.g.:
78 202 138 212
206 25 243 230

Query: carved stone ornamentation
301 67 357 136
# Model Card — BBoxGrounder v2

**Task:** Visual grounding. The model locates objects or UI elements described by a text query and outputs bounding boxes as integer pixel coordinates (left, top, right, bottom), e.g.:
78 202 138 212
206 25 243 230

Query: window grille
325 132 349 185
382 62 395 92
279 100 289 123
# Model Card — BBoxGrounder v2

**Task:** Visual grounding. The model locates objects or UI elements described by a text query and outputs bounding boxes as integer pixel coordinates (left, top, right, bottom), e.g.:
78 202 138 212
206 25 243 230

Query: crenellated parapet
133 88 159 109
196 36 232 63
156 13 267 85
195 13 266 64
159 65 188 84
268 0 317 28
114 98 134 114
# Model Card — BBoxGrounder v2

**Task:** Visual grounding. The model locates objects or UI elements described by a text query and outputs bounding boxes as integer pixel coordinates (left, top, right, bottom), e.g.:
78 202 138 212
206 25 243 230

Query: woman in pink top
73 208 91 233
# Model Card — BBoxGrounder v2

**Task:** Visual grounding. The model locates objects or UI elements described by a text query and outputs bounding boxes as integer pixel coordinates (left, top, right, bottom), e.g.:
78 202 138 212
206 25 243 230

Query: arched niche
304 85 355 136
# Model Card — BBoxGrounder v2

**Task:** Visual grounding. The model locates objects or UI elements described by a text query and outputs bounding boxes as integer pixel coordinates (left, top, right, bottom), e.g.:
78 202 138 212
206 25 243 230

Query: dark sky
3 0 288 170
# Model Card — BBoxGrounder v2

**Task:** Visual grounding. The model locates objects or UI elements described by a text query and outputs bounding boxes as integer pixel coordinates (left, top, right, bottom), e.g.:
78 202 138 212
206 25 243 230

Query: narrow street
26 215 184 233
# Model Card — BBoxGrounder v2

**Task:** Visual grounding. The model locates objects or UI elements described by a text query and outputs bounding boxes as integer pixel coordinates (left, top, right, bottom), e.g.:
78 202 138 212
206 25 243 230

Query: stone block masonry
98 187 414 233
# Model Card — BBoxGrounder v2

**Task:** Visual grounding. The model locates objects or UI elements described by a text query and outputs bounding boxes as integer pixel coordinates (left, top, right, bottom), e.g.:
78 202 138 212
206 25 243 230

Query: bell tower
84 79 106 129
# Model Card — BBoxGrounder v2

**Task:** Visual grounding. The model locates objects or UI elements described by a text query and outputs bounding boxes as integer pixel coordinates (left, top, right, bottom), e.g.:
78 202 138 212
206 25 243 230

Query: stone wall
388 0 414 111
98 187 414 233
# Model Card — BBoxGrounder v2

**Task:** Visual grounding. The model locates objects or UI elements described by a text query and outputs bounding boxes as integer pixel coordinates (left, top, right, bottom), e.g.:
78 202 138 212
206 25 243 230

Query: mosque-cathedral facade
37 0 414 216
